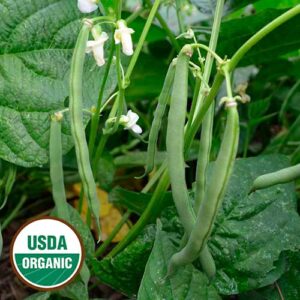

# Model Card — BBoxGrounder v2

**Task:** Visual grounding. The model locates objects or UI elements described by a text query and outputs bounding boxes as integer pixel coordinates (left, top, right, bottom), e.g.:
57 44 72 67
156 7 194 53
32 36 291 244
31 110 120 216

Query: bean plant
0 0 300 299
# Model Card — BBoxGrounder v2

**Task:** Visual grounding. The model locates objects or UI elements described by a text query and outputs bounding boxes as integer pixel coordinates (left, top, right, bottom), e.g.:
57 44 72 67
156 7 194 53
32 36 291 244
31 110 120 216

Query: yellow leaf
71 183 129 242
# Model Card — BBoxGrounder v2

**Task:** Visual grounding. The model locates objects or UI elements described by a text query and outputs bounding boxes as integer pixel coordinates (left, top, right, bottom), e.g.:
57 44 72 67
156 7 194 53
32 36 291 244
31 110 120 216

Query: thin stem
125 0 161 82
142 161 168 193
95 210 131 257
126 8 146 24
92 16 115 23
145 0 181 52
175 0 185 33
191 0 224 124
88 42 115 157
279 79 300 122
108 168 169 257
2 195 27 230
191 43 224 64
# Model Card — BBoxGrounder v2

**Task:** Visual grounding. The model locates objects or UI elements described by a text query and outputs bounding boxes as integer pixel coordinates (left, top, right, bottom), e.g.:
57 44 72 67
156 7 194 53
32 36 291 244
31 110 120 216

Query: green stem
108 168 169 257
279 79 300 123
190 0 224 125
145 0 180 52
95 210 131 257
126 8 146 24
2 195 27 230
88 42 115 157
124 0 161 83
175 0 185 33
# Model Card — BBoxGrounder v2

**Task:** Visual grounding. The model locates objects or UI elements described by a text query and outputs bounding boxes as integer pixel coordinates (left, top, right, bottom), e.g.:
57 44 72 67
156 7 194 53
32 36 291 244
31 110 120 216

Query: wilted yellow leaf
72 183 129 242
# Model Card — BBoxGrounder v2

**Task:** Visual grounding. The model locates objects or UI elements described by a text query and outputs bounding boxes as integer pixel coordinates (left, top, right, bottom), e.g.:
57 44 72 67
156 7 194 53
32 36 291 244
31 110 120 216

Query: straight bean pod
168 102 239 272
69 20 101 238
50 113 70 221
143 60 176 176
252 163 300 191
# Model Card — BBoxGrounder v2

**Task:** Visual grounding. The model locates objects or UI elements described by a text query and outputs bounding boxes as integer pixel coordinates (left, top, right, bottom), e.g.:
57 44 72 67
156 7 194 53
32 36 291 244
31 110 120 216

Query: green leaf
138 222 221 300
24 292 51 300
52 204 95 260
108 186 173 215
95 152 116 191
217 9 300 65
211 154 300 294
126 53 168 101
57 280 88 300
91 224 156 297
240 252 300 300
0 0 117 167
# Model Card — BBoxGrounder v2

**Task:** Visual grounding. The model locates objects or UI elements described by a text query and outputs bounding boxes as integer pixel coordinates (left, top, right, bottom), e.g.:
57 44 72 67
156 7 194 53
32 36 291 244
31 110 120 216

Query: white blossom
120 110 142 134
77 0 98 13
114 20 135 56
86 32 108 67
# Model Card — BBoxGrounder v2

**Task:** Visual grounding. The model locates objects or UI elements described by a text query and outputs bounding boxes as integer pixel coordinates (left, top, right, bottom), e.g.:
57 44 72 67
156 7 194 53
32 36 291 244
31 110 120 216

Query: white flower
114 20 135 56
120 110 142 134
78 0 98 13
86 32 108 67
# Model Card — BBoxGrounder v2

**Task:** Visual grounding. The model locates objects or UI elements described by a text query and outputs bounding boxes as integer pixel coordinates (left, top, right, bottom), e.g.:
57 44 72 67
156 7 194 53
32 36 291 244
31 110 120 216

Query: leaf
91 224 156 297
137 222 221 300
217 9 300 66
57 280 88 300
0 0 117 167
126 53 168 101
108 186 173 215
210 154 300 294
240 252 300 300
95 152 116 191
24 292 51 300
52 204 95 260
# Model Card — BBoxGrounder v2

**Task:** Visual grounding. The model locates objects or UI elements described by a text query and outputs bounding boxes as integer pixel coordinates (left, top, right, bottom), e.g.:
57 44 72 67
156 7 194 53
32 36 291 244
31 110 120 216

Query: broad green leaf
240 252 300 300
126 53 168 101
211 155 300 294
138 222 221 300
217 9 300 65
91 224 156 297
108 186 173 215
96 153 116 191
0 0 117 167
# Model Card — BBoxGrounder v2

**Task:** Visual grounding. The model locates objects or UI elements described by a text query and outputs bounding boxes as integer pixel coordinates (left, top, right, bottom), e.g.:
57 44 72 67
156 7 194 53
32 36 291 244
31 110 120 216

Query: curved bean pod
50 113 70 221
143 60 176 176
252 163 300 191
168 102 239 273
69 20 101 238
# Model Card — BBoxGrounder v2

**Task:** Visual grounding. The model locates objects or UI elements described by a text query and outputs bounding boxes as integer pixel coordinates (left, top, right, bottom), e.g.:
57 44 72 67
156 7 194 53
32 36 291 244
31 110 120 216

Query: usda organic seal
10 217 84 290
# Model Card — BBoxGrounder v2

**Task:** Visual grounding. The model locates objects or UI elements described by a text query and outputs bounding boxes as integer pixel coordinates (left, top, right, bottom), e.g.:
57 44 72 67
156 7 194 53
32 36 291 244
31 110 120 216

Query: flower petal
78 0 98 13
93 44 105 66
127 110 139 127
114 29 122 44
131 124 142 134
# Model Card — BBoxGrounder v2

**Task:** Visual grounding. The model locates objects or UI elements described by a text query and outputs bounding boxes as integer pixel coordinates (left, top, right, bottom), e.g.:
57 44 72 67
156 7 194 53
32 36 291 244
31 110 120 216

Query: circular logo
10 217 84 291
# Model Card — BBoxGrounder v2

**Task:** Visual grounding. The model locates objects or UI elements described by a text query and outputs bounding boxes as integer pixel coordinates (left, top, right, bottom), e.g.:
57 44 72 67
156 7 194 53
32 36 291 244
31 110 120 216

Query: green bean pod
69 20 101 238
252 163 300 191
143 60 176 176
50 113 70 221
168 102 239 272
166 45 196 232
